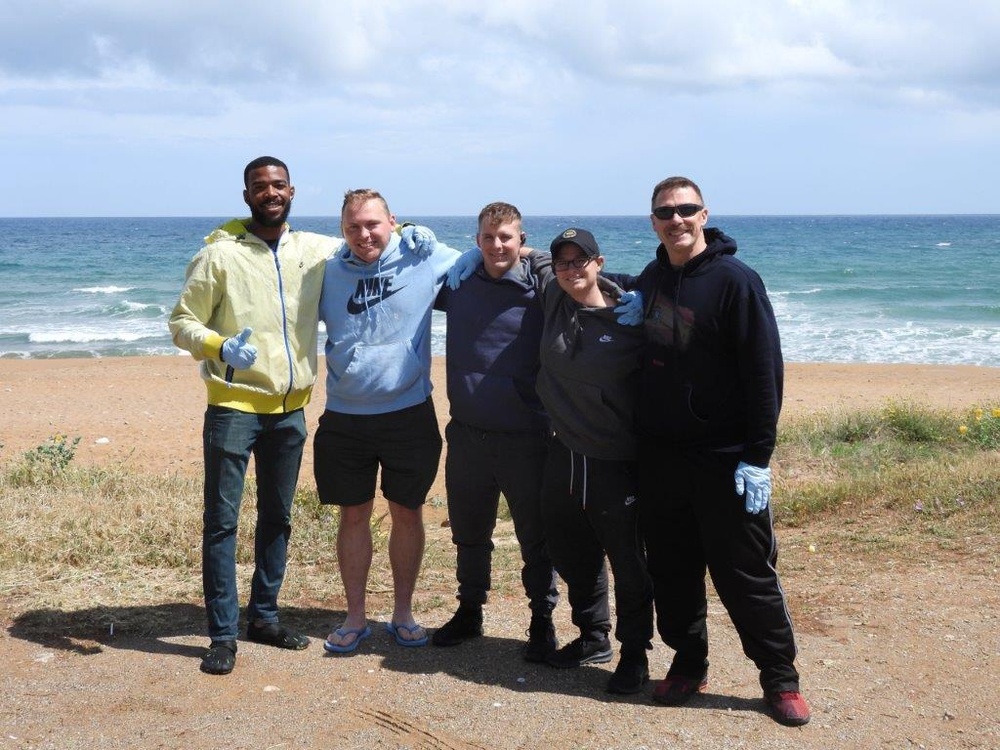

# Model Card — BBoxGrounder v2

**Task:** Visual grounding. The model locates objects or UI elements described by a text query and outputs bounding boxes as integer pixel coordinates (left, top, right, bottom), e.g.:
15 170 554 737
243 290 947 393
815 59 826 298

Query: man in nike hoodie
315 188 461 652
632 176 810 726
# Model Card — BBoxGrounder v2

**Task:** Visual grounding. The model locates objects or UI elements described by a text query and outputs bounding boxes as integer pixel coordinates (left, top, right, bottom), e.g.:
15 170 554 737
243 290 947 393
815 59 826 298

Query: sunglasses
652 203 703 221
553 257 593 272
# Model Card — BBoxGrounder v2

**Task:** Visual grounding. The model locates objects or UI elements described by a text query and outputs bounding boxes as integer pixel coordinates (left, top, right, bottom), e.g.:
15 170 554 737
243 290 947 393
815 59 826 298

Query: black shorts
313 398 443 510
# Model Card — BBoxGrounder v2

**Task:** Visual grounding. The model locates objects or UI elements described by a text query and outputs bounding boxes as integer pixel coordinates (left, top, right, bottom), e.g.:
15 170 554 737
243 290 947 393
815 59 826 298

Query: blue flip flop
323 624 372 654
385 621 428 647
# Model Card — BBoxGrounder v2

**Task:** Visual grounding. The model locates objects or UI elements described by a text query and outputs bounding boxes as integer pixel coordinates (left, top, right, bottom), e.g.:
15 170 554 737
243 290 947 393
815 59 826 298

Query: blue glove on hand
735 461 772 514
221 327 257 370
614 290 644 326
400 224 437 257
446 248 483 290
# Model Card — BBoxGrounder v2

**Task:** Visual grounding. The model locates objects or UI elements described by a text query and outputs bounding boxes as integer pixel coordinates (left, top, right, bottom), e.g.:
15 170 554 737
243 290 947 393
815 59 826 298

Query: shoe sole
323 625 372 654
385 621 429 647
546 649 614 668
431 631 482 647
606 669 650 695
246 627 309 651
522 648 556 664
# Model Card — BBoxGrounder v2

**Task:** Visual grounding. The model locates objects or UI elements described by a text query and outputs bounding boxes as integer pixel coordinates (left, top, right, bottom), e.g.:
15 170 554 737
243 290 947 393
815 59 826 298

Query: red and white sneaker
765 690 811 726
651 674 708 706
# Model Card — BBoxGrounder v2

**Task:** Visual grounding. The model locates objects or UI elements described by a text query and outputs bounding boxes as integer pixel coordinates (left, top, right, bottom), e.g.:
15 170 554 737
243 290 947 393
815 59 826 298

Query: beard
249 199 292 228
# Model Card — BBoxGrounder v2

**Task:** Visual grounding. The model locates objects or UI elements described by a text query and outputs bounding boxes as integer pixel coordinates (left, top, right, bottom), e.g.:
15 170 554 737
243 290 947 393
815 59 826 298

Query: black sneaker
431 605 483 647
200 640 237 675
545 636 613 668
246 621 309 650
606 648 650 694
523 615 558 663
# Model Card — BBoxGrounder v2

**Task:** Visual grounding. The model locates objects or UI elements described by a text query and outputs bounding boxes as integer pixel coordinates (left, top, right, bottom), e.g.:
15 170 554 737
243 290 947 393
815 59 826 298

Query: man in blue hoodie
430 202 560 661
314 189 461 652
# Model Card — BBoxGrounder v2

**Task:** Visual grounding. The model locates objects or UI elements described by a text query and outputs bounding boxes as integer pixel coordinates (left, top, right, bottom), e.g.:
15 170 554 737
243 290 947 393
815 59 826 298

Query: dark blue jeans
202 406 306 642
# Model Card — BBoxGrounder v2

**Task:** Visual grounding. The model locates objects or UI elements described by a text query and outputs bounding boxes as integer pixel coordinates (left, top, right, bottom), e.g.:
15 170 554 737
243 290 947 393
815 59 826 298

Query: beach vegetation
775 402 1000 557
4 434 81 486
0 402 997 625
957 405 1000 450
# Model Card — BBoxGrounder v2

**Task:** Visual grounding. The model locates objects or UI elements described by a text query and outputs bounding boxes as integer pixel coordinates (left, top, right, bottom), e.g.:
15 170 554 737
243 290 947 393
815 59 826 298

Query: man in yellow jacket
170 156 434 675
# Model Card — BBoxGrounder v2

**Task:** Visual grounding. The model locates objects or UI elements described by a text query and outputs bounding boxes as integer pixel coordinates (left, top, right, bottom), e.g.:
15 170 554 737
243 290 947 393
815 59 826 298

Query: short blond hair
342 188 391 217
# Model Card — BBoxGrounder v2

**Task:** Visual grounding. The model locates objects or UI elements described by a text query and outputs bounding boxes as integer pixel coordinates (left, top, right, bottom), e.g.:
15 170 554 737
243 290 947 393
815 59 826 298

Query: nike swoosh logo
346 286 404 314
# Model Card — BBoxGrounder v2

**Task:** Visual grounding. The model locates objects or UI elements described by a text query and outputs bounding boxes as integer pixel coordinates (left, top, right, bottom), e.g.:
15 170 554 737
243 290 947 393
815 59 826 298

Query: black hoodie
634 227 783 467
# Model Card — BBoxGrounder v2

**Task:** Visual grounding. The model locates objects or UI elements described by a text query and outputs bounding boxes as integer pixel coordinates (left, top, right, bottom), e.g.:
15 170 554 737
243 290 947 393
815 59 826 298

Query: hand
446 248 483 290
221 327 257 369
400 224 437 258
734 461 772 514
614 290 644 326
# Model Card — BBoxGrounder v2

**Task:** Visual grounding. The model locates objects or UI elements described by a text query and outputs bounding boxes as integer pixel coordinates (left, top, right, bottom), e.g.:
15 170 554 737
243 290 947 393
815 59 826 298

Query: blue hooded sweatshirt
318 234 461 415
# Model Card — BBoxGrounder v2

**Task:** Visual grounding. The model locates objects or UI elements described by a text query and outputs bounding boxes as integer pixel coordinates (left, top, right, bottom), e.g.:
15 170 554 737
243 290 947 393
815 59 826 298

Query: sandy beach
1 356 996 480
2 356 999 749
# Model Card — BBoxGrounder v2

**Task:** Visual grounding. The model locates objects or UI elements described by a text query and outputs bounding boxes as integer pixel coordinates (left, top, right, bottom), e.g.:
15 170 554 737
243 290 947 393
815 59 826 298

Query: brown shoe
651 674 708 706
765 690 811 726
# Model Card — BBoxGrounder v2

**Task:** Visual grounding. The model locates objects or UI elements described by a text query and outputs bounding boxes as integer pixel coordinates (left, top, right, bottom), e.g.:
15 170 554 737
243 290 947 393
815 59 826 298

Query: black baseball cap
549 227 600 257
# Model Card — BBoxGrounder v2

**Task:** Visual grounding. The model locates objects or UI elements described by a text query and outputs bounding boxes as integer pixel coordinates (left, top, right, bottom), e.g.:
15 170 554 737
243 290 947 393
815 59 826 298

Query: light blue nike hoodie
318 234 461 414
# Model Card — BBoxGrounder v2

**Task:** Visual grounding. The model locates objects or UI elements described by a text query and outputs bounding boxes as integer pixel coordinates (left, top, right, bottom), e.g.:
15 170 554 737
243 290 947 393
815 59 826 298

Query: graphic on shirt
599 334 613 344
645 297 695 349
346 277 404 314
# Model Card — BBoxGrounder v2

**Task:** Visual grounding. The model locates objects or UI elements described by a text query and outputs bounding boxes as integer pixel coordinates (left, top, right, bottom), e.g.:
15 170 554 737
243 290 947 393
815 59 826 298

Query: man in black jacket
633 176 810 726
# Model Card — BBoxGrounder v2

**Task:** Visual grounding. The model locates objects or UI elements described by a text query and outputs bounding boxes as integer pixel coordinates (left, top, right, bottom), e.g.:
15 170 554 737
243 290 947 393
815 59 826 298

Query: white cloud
4 1 1000 105
1 1 999 215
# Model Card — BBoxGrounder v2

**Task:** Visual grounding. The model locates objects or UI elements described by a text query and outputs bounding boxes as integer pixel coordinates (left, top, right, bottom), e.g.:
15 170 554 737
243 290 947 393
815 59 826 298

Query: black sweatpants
638 446 800 693
444 420 559 614
541 437 653 647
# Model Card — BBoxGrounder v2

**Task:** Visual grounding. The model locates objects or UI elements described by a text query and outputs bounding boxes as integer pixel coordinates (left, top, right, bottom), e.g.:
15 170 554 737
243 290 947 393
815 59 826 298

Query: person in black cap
527 228 654 695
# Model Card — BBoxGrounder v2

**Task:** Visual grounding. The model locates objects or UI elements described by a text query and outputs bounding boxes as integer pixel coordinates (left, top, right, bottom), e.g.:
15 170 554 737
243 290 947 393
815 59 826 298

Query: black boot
523 614 558 663
606 644 650 694
431 604 483 647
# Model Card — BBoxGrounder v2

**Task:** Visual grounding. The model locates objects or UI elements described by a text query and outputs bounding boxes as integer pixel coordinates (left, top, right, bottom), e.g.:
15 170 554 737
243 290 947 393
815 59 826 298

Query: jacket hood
655 227 738 273
337 233 402 271
203 217 293 245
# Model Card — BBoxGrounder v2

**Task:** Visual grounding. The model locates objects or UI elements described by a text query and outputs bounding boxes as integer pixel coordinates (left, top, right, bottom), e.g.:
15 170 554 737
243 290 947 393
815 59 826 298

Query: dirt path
3 519 998 749
2 358 998 748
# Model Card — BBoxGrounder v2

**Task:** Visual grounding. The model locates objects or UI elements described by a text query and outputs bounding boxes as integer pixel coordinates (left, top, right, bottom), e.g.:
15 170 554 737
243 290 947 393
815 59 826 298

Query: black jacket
634 227 783 467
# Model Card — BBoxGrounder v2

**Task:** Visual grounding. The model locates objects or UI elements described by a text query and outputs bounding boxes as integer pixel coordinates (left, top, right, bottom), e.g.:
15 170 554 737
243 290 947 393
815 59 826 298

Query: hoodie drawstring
567 448 589 509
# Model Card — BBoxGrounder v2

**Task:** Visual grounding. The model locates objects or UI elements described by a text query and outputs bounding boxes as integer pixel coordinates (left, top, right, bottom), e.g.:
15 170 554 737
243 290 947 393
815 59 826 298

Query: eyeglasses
652 203 703 221
553 257 593 272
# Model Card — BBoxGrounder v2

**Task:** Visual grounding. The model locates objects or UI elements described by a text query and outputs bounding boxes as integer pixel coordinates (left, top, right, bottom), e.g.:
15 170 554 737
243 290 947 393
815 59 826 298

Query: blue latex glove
400 224 437 257
735 461 772 514
446 248 483 290
221 327 257 369
614 290 644 326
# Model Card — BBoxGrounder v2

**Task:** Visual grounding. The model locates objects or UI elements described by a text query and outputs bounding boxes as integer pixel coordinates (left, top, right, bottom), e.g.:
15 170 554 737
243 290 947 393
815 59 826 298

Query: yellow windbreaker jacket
169 219 340 414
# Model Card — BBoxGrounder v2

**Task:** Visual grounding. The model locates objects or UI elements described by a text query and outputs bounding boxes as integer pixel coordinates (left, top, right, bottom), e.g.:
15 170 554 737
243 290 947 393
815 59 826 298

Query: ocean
1 215 998 366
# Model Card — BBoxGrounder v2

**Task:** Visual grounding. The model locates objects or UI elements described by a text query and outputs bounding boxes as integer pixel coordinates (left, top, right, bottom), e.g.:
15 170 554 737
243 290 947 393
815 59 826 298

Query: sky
3 1 999 217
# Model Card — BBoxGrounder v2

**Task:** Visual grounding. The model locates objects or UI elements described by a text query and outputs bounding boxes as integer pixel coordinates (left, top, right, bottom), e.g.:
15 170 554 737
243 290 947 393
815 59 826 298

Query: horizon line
2 212 999 220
